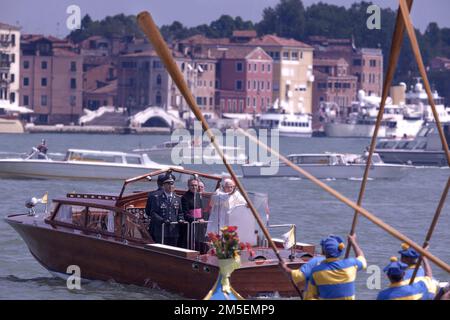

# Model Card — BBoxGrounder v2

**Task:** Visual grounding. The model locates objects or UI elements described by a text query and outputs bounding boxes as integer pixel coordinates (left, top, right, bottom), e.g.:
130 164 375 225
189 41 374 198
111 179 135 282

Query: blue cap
398 243 419 259
384 257 408 277
320 235 345 258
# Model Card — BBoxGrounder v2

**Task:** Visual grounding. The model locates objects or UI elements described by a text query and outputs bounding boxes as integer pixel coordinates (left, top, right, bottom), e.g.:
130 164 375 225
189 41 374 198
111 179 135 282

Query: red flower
227 226 238 233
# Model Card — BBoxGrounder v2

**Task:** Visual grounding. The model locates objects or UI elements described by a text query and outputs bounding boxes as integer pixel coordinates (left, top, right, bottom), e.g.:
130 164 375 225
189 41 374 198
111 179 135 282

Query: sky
1 0 449 37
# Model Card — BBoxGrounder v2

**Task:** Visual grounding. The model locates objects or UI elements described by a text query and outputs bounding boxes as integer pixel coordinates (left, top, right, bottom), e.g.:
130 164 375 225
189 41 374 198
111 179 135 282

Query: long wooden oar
397 0 450 283
136 11 304 298
345 0 414 258
237 128 450 274
410 177 450 284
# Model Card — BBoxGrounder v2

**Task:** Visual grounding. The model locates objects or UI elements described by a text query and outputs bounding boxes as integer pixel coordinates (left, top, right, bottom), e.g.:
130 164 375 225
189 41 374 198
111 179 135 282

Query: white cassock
207 189 257 245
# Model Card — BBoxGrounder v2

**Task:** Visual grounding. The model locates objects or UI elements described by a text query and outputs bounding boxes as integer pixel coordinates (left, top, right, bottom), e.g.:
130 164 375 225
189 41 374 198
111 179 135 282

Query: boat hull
0 119 24 133
324 123 387 138
0 160 172 180
5 216 302 299
241 163 411 179
376 150 447 166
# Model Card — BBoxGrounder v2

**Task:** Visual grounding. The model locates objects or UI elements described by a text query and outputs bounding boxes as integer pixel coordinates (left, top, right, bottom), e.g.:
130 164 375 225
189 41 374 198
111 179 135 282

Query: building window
261 81 264 91
156 74 162 86
41 78 47 87
11 54 15 63
267 81 271 90
209 97 213 106
248 63 251 72
282 52 289 60
11 34 15 47
70 78 77 89
41 61 48 69
253 97 256 107
23 77 29 86
291 52 299 60
24 61 30 69
253 64 257 72
262 64 265 72
247 97 250 107
41 95 48 106
239 100 244 113
268 64 271 73
236 62 243 72
253 81 256 90
353 59 362 66
23 95 29 106
71 61 77 72
196 97 203 105
236 80 243 90
10 92 15 103
156 91 162 105
153 60 162 69
10 74 15 83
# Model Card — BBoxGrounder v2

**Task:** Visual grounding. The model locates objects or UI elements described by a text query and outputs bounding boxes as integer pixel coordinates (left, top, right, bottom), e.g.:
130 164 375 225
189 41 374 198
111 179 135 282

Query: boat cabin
64 149 151 165
376 123 450 151
286 153 383 166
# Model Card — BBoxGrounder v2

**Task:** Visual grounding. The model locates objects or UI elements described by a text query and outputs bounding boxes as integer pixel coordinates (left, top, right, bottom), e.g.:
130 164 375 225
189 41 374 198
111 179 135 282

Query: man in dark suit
148 174 185 246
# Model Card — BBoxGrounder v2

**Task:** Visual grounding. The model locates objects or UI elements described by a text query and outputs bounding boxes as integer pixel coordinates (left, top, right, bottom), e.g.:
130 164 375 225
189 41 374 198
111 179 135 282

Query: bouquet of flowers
207 226 240 259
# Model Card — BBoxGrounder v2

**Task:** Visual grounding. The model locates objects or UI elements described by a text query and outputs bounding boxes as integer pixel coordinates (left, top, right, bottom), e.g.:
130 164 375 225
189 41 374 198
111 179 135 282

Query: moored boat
5 168 316 299
375 122 450 166
241 153 413 179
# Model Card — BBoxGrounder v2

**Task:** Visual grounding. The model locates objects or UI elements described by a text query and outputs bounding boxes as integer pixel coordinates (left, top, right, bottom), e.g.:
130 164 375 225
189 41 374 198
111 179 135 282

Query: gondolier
377 256 433 300
148 174 184 246
308 234 366 300
399 243 438 297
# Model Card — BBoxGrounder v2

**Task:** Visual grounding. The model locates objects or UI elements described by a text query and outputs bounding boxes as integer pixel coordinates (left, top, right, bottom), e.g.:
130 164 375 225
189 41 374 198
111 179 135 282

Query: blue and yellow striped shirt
291 256 325 300
309 256 367 300
377 279 432 300
403 265 437 297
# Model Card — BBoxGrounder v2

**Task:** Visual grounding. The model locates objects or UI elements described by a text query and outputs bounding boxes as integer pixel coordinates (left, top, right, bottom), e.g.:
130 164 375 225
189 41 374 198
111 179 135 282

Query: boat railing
190 220 211 251
161 221 190 248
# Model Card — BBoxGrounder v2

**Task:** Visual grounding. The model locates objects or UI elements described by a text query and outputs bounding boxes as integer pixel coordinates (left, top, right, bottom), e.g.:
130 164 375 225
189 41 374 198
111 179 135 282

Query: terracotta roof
213 46 272 61
53 48 80 57
0 22 20 31
248 35 312 48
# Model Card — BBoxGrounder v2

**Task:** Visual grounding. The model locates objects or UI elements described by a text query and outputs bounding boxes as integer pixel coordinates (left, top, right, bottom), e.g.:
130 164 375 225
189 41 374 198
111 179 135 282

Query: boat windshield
67 151 123 163
288 155 330 165
125 156 143 165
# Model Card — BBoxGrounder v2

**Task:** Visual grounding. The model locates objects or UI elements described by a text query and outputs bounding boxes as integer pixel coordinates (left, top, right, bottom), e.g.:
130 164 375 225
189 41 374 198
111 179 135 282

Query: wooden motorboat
5 168 316 299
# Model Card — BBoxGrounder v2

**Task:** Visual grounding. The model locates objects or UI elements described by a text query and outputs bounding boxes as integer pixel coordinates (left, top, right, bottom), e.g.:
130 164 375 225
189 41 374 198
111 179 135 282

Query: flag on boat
282 226 296 249
41 192 48 204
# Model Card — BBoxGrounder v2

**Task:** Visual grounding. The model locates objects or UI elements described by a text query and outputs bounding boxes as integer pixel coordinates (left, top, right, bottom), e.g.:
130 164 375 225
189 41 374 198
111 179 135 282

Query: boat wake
348 177 374 181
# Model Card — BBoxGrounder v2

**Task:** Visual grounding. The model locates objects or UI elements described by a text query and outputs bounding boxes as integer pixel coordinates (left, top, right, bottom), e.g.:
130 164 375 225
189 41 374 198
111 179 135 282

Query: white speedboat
375 122 450 166
0 148 182 180
241 153 412 179
256 109 312 137
133 140 248 164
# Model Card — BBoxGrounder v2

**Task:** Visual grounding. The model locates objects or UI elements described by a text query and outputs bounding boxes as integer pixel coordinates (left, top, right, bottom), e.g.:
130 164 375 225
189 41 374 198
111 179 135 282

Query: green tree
257 0 306 40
